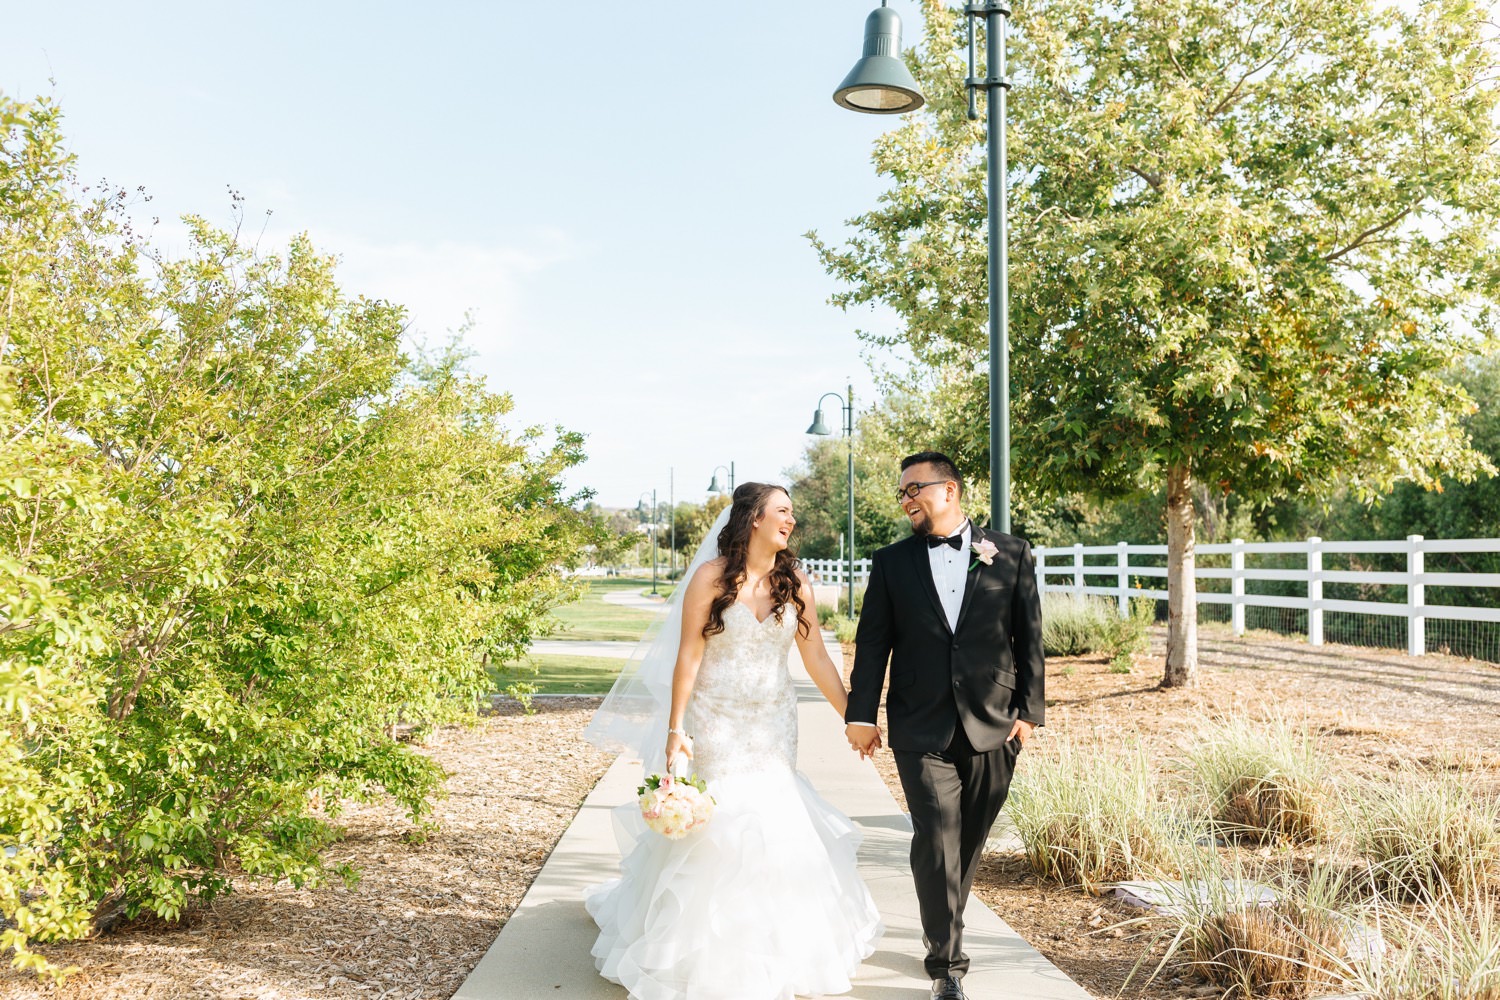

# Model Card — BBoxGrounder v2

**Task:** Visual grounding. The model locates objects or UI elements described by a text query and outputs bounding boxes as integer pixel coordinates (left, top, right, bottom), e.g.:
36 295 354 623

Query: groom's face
899 463 959 536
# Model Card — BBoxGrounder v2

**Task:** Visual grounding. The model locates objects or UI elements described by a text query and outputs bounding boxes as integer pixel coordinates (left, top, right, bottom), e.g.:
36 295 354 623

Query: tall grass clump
1352 772 1500 902
1341 894 1500 1000
1183 715 1329 844
1148 852 1366 999
1006 737 1178 893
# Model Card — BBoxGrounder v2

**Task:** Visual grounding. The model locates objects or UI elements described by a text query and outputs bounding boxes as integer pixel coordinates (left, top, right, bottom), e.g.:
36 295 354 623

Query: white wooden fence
1036 535 1500 657
806 538 1500 659
803 558 872 589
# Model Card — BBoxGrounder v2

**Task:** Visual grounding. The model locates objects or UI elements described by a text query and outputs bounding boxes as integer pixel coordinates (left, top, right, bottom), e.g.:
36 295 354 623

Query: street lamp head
807 408 833 436
834 5 926 115
707 472 722 493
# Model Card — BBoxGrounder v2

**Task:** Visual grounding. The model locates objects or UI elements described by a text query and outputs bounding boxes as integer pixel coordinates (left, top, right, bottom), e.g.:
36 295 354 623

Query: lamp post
835 1 1012 533
706 463 736 494
636 490 660 596
807 384 856 617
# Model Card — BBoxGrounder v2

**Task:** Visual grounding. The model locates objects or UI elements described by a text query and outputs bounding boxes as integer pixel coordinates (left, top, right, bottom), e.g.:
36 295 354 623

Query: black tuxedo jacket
846 527 1045 754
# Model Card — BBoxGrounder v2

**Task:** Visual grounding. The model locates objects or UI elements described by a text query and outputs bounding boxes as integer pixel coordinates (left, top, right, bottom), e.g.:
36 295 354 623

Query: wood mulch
847 623 1500 999
4 627 1496 1000
0 698 612 1000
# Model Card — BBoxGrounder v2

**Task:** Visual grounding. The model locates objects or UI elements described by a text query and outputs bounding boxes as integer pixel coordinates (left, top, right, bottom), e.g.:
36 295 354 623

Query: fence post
1035 546 1047 596
1117 541 1129 619
1308 536 1323 646
1408 534 1425 657
1231 538 1245 636
1073 543 1085 599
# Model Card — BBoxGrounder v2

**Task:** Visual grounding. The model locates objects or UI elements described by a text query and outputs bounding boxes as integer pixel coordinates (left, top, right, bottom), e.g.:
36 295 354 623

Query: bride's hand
665 730 693 772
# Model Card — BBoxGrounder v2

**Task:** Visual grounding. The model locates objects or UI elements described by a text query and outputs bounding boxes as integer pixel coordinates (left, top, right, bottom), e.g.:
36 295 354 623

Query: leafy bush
0 96 606 976
816 602 839 627
833 616 859 644
836 584 867 617
1183 715 1329 844
1006 736 1178 892
1041 593 1152 667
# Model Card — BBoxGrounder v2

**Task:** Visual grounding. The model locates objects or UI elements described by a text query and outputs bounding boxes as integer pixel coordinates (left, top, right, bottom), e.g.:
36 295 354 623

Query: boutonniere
969 537 998 570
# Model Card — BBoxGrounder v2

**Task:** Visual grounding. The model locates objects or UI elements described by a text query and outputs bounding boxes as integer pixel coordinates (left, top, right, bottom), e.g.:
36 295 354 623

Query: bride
583 482 884 1000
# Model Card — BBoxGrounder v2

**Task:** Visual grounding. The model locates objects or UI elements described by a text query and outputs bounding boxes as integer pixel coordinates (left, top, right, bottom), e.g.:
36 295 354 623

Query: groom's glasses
894 480 948 503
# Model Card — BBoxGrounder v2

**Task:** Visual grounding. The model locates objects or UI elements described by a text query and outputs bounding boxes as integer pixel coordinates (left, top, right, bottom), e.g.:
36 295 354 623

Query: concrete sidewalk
601 590 670 613
456 632 1091 1000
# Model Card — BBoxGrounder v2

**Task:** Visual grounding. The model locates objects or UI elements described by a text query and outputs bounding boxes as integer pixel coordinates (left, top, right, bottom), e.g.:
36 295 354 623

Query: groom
846 451 1045 1000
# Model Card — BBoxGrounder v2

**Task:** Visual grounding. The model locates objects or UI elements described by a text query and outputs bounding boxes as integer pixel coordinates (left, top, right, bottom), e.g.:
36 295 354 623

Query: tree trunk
1162 462 1198 688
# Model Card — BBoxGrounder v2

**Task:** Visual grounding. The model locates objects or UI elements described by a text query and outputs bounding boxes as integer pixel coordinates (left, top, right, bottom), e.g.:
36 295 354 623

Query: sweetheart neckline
729 601 778 627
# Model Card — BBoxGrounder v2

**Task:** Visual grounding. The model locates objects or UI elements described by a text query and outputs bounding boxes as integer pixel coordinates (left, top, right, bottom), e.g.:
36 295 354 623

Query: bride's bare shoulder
686 558 727 595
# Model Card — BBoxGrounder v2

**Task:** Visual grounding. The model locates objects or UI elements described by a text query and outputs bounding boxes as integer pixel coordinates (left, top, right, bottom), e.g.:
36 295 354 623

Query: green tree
812 0 1500 685
0 96 605 975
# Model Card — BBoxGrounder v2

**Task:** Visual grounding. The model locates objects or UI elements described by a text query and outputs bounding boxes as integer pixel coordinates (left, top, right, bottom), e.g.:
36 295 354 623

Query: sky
1 2 927 510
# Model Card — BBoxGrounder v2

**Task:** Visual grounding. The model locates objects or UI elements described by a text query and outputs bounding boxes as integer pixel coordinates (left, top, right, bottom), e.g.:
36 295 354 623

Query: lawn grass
492 654 624 695
548 577 664 641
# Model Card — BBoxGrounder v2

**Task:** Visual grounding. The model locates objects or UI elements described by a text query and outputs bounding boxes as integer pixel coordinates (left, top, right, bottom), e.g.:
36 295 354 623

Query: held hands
845 723 883 759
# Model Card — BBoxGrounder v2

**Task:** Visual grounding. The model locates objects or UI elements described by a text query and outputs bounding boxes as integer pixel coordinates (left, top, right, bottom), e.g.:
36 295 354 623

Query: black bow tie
927 532 964 551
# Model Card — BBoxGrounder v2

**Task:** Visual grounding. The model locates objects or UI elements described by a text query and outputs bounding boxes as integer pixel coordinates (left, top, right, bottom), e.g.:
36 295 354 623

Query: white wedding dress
585 602 884 1000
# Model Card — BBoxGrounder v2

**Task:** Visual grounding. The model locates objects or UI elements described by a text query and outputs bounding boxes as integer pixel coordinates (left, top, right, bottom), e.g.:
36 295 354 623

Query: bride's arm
792 571 850 717
665 562 717 767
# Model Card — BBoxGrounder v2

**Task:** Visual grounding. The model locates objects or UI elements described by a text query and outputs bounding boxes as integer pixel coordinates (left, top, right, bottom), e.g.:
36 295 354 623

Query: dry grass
851 627 1500 1000
1182 715 1329 845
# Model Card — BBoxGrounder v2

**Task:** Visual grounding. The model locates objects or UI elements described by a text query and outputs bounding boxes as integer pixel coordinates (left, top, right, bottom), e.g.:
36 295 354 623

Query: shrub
1006 736 1178 892
0 96 607 977
816 602 839 627
833 616 859 644
836 584 867 617
1183 715 1329 844
1041 593 1151 663
1352 772 1500 902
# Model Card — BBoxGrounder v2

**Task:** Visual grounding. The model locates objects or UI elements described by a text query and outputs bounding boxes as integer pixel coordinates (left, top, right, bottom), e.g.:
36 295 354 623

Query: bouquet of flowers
637 770 715 840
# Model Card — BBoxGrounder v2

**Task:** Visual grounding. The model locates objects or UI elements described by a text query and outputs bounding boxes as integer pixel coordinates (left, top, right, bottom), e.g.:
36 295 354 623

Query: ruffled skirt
585 767 883 1000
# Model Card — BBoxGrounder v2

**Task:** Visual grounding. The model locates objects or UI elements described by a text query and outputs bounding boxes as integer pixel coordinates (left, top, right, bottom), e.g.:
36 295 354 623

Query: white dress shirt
848 520 972 728
928 519 973 632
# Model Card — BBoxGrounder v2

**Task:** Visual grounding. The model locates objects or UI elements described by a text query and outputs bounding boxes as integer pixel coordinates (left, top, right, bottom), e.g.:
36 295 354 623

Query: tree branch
1323 206 1415 264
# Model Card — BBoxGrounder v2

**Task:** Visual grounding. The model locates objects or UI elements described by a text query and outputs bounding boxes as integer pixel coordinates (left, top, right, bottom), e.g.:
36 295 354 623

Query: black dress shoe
931 977 966 1000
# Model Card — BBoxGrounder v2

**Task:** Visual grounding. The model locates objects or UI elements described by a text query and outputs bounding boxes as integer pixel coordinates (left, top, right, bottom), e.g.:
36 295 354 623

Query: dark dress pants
894 723 1020 980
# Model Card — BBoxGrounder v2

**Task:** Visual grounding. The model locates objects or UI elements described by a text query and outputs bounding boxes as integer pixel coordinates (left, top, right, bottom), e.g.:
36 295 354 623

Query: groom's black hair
900 451 963 497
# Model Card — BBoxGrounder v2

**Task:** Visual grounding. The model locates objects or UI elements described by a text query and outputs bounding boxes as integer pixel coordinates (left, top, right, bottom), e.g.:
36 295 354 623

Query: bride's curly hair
704 483 809 640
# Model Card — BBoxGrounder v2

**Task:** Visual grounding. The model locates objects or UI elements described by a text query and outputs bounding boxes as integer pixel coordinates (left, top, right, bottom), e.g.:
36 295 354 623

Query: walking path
456 631 1090 1000
601 590 671 613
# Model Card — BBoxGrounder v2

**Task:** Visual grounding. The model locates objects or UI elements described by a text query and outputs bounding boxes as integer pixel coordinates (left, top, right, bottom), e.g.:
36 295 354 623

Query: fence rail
1034 535 1500 658
803 557 872 589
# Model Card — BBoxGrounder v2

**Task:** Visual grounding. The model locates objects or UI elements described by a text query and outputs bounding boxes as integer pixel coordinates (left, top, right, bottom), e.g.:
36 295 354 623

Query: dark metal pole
967 1 1011 533
845 383 856 617
650 488 659 596
988 2 1011 533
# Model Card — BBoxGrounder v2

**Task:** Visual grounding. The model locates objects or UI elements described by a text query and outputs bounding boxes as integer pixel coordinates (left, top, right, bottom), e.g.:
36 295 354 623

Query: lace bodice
685 602 799 781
